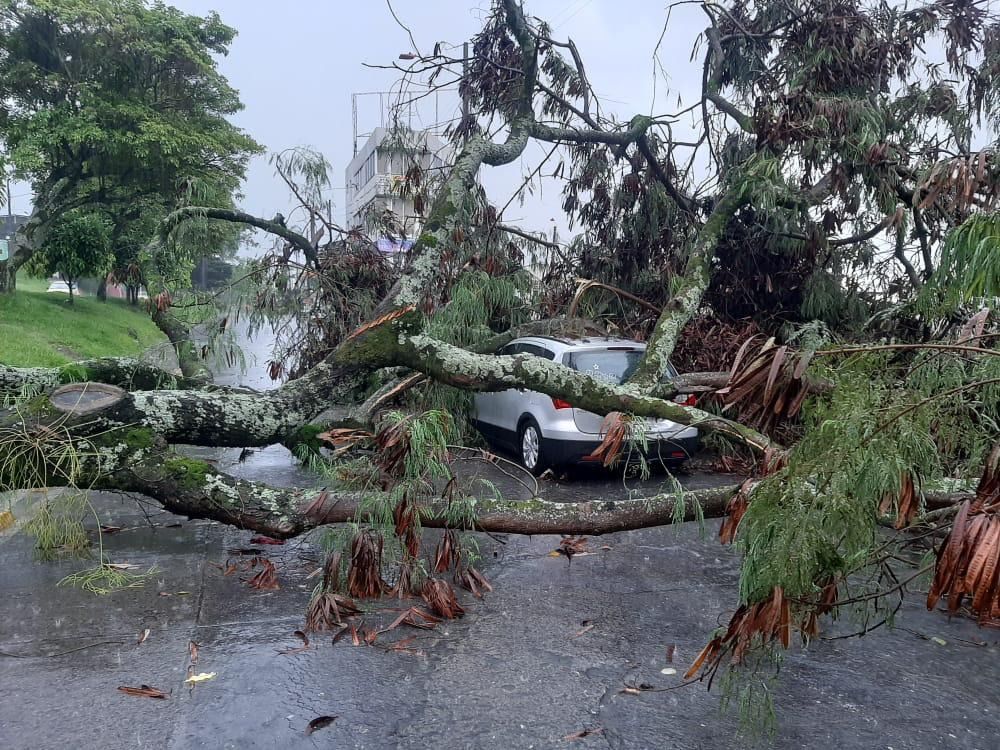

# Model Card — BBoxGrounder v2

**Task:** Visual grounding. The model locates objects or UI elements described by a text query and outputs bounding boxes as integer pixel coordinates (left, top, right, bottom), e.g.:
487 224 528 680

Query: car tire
518 417 549 476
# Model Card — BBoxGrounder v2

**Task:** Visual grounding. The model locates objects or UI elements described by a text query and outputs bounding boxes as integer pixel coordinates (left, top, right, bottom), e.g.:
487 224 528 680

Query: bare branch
161 207 319 268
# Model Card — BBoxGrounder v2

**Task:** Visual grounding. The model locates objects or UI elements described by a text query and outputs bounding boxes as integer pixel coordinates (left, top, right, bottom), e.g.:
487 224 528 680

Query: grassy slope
0 274 166 367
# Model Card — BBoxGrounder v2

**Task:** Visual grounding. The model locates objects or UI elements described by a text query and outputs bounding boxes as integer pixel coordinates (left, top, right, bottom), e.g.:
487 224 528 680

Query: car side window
519 343 555 359
498 343 521 355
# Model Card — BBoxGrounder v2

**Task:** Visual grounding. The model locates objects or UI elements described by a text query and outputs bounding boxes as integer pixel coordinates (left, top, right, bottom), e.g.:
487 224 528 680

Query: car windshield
565 348 678 385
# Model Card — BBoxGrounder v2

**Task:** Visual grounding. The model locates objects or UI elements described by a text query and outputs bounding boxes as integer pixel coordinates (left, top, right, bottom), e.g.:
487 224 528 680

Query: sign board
0 239 8 262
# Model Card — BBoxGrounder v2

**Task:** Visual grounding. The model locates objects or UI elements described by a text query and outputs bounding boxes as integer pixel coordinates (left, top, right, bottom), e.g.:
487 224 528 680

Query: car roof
510 335 646 354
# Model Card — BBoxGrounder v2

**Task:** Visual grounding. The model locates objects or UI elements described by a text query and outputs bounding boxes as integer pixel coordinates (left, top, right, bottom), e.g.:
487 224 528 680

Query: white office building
344 126 451 256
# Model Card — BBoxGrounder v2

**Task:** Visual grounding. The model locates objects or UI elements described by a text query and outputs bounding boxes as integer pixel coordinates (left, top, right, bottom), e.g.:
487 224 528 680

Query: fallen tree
2 0 1000 723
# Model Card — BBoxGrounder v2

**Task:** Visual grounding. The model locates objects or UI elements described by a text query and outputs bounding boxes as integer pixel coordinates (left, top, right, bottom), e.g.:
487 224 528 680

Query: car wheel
518 418 548 476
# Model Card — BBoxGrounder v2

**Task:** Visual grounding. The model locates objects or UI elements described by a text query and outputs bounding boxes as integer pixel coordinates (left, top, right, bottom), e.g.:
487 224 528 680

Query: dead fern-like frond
716 338 813 435
685 586 791 683
926 445 1000 623
421 578 465 619
346 530 388 598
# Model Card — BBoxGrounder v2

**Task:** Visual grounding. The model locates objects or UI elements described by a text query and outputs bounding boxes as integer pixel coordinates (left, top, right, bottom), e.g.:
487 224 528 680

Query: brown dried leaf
587 413 628 467
346 530 388 598
563 727 603 741
421 578 465 619
763 345 788 404
306 716 337 735
245 557 280 591
118 685 168 699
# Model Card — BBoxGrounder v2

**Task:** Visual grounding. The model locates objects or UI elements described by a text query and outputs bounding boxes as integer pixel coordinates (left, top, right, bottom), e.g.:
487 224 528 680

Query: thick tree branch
53 443 976 540
89 449 741 537
495 222 561 249
0 358 195 397
637 135 698 217
530 115 655 146
894 223 923 289
627 187 743 390
370 328 775 452
703 27 754 134
161 207 319 268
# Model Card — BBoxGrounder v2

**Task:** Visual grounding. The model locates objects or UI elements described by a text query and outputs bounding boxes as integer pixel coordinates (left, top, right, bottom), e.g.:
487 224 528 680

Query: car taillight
674 393 698 407
551 397 572 410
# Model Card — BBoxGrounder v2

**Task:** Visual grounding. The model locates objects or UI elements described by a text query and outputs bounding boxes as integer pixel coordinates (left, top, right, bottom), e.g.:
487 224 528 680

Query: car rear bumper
542 434 700 466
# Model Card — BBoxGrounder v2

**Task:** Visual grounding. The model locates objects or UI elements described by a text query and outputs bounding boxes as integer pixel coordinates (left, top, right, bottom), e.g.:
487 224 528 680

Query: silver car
473 336 699 475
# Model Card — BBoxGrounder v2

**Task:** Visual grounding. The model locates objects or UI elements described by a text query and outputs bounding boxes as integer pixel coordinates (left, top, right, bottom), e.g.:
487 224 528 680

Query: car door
516 343 558 429
473 342 522 445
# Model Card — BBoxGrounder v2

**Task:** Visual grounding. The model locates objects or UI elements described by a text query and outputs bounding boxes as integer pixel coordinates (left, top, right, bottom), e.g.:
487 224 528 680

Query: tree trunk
1 357 197 396
0 261 13 294
97 275 107 301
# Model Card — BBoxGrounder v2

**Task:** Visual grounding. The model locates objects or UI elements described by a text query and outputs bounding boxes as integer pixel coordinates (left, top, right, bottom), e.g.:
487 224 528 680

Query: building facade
344 127 451 256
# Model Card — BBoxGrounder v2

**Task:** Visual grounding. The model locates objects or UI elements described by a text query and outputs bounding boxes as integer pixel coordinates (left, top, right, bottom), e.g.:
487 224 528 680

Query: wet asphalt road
2 484 999 750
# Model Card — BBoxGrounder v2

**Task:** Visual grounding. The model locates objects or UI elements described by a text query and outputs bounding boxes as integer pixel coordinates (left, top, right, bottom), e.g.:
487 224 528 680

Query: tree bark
0 177 77 295
0 358 197 397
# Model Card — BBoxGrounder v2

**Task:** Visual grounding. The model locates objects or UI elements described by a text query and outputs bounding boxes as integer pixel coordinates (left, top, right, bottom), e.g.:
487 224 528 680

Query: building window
354 150 376 190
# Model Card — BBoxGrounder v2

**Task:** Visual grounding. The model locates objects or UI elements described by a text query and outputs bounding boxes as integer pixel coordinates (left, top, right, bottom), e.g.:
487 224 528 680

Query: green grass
0 273 167 367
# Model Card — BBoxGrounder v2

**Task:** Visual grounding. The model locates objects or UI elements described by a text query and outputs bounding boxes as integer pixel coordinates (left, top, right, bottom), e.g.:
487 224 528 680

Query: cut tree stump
50 383 126 415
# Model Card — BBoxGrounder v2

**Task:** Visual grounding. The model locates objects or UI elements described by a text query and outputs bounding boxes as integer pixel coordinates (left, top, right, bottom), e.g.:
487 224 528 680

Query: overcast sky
150 0 707 246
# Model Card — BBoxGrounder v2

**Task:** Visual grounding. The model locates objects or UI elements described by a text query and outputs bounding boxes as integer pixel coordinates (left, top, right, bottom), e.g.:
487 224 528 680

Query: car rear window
565 349 678 385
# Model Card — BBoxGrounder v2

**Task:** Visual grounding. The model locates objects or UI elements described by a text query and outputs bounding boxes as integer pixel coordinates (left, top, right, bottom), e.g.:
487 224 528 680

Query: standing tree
31 210 112 304
0 0 260 293
1 0 999 726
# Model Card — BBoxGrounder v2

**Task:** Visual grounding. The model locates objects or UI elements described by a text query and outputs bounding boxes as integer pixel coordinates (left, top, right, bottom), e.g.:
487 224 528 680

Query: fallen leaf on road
306 716 337 735
278 630 310 655
118 685 168 699
563 727 603 741
100 525 122 534
570 622 595 640
555 536 589 560
421 578 465 619
184 672 217 685
249 535 285 545
0 510 15 532
188 641 199 664
455 566 492 599
305 592 361 631
245 557 279 590
136 629 150 646
665 644 676 663
332 624 350 646
106 563 140 570
383 607 441 633
619 687 641 696
350 623 361 646
157 592 171 597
